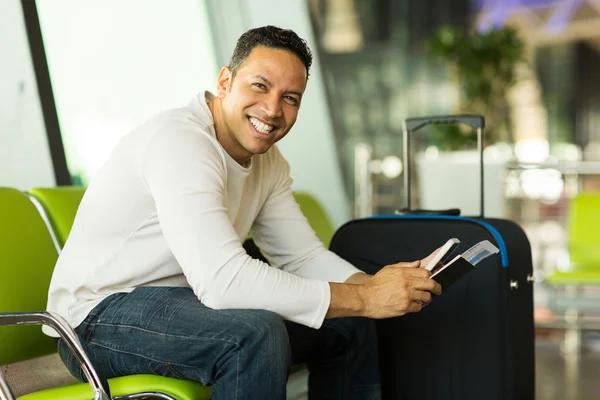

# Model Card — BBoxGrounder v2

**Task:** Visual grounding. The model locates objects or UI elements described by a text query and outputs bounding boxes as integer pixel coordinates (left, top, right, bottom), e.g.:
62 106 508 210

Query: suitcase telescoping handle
402 114 486 218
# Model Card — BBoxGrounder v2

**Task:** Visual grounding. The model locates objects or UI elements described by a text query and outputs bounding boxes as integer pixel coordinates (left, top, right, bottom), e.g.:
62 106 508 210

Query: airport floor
535 330 600 400
288 329 600 400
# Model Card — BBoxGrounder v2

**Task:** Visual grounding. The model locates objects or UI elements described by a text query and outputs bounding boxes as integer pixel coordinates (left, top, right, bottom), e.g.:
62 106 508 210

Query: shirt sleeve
250 147 364 283
141 127 331 328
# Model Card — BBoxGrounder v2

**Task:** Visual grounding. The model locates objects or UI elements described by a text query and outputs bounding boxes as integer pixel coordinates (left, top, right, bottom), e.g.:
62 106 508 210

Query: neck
207 97 251 166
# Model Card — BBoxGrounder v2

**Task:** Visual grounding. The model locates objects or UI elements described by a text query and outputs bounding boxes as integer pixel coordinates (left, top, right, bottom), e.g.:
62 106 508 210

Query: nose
262 93 283 119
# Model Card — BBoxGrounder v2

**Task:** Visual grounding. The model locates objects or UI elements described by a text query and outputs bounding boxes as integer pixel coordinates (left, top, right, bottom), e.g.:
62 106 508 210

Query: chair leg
0 367 16 400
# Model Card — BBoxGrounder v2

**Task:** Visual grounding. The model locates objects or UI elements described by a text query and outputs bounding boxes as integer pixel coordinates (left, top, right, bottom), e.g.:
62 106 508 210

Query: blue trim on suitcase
368 215 509 267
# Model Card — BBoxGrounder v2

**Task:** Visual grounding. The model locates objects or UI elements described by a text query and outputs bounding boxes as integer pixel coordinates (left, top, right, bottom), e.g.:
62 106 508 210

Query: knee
57 338 87 382
238 310 291 363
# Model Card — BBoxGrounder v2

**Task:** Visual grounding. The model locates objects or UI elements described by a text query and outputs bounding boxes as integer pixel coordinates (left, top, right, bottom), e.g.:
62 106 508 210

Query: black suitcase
329 115 535 400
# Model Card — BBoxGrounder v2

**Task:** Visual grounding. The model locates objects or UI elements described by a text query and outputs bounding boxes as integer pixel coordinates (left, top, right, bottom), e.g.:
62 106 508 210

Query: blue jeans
57 287 381 399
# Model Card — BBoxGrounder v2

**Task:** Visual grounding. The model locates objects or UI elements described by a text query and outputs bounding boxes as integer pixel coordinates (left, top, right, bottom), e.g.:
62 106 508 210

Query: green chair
546 192 600 285
244 191 336 253
543 192 600 357
293 192 336 247
25 188 335 399
28 187 87 249
0 187 211 399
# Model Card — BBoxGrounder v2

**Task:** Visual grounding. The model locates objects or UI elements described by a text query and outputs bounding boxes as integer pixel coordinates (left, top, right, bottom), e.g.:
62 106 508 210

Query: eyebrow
253 75 303 98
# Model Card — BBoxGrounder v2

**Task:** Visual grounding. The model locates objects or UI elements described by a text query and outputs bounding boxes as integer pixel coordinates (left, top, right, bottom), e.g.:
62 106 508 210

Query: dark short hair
228 25 313 80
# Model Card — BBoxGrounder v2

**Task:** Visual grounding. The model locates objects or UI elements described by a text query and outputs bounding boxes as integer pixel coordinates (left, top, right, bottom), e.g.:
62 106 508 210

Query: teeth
250 117 274 134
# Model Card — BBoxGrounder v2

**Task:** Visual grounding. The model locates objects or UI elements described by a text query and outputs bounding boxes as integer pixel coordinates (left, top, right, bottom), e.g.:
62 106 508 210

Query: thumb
395 260 421 268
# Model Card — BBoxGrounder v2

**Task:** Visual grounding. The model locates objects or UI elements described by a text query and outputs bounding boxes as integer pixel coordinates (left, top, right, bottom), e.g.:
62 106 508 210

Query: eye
284 96 299 106
252 83 266 90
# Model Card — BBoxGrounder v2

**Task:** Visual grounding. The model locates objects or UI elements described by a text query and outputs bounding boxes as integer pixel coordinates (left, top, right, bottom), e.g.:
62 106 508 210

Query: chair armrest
0 311 110 400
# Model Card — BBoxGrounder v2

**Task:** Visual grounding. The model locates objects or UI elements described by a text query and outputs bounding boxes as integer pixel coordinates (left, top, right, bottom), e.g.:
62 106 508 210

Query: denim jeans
57 286 381 399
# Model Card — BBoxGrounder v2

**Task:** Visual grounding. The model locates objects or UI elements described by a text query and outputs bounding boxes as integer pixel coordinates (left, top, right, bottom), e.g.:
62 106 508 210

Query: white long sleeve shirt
45 91 362 335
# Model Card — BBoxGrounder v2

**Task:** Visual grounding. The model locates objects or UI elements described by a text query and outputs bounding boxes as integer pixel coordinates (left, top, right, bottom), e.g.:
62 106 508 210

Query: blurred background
3 0 600 398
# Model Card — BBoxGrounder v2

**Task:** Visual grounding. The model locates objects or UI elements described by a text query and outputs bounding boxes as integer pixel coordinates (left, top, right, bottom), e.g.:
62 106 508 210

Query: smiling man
46 26 441 400
209 45 305 164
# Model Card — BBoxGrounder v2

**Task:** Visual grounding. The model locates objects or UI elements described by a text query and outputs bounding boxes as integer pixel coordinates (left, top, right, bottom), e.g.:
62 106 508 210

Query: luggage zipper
368 215 509 268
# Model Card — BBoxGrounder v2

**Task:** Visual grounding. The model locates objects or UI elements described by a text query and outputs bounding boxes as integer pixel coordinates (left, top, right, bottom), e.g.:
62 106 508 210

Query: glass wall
36 0 219 184
309 0 600 262
0 0 55 190
309 0 472 215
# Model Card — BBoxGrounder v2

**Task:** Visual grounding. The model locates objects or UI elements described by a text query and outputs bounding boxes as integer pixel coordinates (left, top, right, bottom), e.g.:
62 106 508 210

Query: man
46 25 441 399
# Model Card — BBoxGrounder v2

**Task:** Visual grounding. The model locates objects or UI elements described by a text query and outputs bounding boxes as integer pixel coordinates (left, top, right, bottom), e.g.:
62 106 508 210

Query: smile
249 117 274 135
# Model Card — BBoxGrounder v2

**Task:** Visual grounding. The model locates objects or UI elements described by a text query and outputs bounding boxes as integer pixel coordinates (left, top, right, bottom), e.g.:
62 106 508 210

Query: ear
216 66 232 98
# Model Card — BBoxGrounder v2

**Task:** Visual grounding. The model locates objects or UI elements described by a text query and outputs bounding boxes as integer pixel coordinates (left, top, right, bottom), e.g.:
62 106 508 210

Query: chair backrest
568 192 600 268
29 187 86 248
294 192 336 247
0 188 58 365
27 187 336 250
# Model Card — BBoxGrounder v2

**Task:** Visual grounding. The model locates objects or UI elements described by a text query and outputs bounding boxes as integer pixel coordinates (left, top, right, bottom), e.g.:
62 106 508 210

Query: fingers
380 264 440 293
383 262 429 278
405 267 431 278
387 262 431 278
412 289 433 305
414 278 442 296
407 301 423 313
392 260 421 268
420 247 441 266
401 291 431 314
408 287 440 313
432 281 442 296
404 280 439 313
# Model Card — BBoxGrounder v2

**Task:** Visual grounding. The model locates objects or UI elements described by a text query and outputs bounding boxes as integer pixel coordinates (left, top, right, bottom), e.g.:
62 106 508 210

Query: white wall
0 0 56 190
36 0 219 183
207 0 351 228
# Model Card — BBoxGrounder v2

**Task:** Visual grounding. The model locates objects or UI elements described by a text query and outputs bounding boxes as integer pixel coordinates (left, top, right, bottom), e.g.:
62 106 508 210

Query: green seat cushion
19 374 211 400
28 187 86 248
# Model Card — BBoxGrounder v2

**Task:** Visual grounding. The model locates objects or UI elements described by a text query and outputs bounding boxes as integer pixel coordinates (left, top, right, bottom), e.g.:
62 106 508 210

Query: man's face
216 45 307 163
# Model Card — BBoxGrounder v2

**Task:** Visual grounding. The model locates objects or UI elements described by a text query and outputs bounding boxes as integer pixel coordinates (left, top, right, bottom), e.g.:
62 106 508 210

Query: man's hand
360 261 441 318
327 259 442 320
